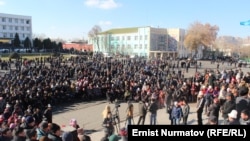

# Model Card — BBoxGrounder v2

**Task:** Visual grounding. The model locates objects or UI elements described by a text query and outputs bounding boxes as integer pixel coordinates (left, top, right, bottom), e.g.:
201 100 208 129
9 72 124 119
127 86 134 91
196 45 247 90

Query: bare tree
88 25 102 51
184 22 219 54
239 46 250 58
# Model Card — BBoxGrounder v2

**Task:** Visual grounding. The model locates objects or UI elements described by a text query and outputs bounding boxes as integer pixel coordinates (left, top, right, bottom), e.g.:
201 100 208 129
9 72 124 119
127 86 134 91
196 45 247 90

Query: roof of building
100 27 140 35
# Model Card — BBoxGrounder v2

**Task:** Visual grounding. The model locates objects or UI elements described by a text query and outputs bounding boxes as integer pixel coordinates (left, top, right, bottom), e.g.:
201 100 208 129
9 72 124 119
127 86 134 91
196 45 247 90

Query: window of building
144 35 148 40
144 44 147 49
21 26 24 31
9 26 13 30
9 18 12 23
127 36 131 40
134 44 137 49
20 19 24 24
139 44 142 49
134 36 138 40
15 18 18 23
2 25 6 30
128 45 131 48
2 17 6 22
26 27 30 31
3 33 7 38
15 26 18 31
10 33 13 38
116 36 120 41
26 20 30 24
159 36 165 42
23 34 25 38
111 37 114 40
140 35 143 40
122 36 125 40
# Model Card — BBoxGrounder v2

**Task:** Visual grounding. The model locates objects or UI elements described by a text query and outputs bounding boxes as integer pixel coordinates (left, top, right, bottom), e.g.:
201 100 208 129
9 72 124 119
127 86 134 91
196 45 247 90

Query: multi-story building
167 28 203 59
0 13 32 45
88 26 203 59
89 26 176 58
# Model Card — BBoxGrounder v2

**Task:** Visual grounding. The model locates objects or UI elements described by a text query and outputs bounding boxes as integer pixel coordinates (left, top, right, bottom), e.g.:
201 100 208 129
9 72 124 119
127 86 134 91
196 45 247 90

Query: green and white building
89 26 203 59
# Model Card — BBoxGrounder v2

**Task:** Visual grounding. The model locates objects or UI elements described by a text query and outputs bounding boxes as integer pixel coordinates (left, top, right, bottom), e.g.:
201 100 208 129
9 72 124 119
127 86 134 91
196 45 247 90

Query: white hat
174 101 178 106
6 104 11 108
228 110 237 119
69 118 77 126
47 104 52 108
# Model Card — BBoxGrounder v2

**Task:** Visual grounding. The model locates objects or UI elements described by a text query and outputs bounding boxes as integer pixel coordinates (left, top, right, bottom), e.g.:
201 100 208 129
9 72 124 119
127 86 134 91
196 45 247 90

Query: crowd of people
97 56 249 141
0 52 249 141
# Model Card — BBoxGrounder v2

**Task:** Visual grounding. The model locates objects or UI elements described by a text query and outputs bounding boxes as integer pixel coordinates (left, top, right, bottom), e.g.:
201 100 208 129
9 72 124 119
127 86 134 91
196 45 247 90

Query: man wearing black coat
221 93 235 125
137 99 147 125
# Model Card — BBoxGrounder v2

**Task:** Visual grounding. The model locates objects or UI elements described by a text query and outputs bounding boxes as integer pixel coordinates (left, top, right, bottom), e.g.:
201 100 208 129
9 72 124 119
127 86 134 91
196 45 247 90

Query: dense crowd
0 53 249 141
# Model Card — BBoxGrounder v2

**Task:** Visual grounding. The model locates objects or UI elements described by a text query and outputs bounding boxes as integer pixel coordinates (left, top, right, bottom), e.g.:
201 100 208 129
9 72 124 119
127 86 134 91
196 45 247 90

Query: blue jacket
171 106 183 119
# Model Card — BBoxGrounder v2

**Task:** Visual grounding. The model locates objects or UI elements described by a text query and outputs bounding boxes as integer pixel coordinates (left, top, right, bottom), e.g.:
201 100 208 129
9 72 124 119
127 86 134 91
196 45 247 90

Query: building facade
0 13 32 44
88 26 203 59
63 42 93 52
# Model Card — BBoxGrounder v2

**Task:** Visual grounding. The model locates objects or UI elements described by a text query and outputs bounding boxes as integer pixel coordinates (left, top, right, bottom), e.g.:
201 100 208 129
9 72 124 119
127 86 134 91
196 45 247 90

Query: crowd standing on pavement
0 53 249 141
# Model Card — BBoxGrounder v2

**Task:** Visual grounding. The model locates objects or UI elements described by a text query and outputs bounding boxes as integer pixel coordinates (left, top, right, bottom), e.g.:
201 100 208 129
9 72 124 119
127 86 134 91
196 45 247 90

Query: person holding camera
137 99 147 125
102 111 115 136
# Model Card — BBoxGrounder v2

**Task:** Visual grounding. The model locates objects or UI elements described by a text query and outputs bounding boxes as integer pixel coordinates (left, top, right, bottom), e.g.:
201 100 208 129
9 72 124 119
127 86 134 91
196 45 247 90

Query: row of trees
9 33 63 52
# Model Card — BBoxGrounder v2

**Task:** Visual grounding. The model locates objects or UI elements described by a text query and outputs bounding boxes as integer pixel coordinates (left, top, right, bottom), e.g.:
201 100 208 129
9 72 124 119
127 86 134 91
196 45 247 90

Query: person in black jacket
220 93 235 125
48 123 62 141
43 104 52 123
137 99 147 125
102 112 115 136
207 98 220 125
148 98 158 125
